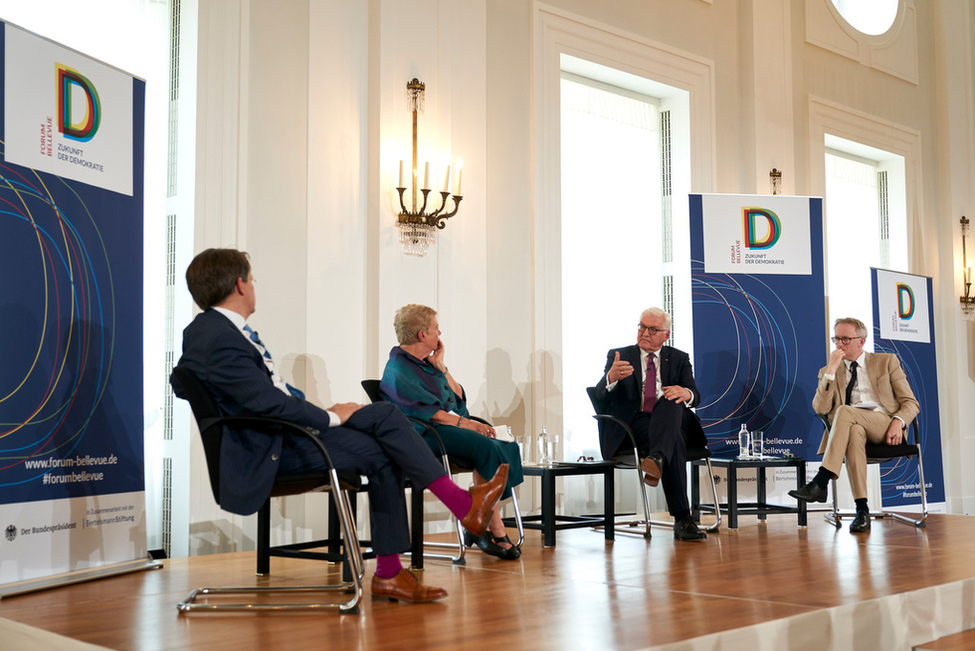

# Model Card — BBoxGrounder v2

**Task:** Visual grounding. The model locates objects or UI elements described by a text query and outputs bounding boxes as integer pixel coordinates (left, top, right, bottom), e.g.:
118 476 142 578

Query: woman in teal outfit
380 304 524 560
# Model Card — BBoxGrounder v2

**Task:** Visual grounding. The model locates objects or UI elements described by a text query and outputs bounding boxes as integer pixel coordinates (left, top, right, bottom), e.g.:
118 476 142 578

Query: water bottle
738 424 750 458
538 425 550 464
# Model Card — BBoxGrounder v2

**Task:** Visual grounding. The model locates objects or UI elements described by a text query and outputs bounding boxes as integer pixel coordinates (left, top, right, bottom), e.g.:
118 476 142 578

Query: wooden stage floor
1 512 974 650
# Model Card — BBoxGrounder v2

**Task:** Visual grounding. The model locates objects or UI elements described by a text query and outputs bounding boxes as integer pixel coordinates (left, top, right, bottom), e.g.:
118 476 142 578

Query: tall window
560 71 662 461
825 136 908 338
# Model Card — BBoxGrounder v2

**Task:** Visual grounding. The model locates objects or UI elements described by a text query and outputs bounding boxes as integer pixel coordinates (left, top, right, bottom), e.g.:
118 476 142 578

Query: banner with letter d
0 21 156 595
872 269 944 509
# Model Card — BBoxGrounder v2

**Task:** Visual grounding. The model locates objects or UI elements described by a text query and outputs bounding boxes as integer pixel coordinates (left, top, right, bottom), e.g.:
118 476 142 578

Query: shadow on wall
473 348 526 433
189 517 248 556
290 353 332 407
472 348 573 462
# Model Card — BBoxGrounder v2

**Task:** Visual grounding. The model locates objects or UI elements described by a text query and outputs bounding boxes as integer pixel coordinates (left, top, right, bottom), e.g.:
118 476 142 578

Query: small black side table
690 456 807 530
503 461 616 547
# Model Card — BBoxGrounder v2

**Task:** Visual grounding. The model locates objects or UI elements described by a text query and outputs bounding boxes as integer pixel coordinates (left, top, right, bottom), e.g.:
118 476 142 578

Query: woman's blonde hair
394 304 437 345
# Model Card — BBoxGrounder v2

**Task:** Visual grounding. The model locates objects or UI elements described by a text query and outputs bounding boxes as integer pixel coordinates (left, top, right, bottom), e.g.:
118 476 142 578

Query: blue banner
0 21 147 588
871 269 944 507
689 194 827 460
0 23 144 505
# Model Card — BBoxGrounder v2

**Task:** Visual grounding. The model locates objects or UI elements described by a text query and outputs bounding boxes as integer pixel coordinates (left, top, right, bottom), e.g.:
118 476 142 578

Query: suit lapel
659 346 671 384
208 309 272 378
623 345 642 399
865 353 883 388
864 353 894 409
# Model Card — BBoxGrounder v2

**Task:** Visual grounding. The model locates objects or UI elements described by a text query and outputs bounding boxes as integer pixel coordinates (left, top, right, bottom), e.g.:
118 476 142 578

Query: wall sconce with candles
769 168 782 195
395 78 463 257
961 216 975 320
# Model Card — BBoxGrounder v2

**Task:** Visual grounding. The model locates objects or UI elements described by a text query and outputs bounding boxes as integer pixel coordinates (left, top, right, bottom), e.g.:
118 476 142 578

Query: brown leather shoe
460 463 509 537
640 455 664 487
371 569 447 603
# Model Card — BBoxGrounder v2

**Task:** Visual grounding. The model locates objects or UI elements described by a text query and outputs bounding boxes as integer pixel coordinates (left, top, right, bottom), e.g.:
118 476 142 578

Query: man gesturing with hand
590 307 708 542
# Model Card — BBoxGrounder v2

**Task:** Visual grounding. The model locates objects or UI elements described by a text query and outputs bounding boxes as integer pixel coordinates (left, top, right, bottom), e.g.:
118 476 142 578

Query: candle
442 165 450 192
967 261 972 284
423 162 430 190
398 160 403 188
454 159 463 196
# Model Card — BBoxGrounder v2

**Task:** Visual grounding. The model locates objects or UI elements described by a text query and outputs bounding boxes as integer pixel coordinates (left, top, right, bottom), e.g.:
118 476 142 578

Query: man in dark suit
171 248 508 603
590 308 708 542
789 317 919 533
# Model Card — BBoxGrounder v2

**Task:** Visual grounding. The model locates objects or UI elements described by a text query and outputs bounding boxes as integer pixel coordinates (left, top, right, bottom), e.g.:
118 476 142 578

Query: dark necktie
643 354 657 413
243 324 274 365
243 324 305 399
845 361 858 405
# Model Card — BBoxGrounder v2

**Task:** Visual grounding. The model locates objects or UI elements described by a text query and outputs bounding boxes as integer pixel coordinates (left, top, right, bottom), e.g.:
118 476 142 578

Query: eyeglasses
637 324 667 335
831 336 861 344
577 455 594 462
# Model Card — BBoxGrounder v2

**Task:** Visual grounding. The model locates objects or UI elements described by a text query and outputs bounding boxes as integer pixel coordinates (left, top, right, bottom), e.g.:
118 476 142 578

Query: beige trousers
821 405 892 500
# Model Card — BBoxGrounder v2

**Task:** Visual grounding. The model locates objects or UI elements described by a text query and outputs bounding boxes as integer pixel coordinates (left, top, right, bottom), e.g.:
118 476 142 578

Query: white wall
181 0 975 554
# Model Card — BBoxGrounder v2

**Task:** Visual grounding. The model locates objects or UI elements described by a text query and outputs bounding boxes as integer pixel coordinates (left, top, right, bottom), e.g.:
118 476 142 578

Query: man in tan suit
789 317 919 532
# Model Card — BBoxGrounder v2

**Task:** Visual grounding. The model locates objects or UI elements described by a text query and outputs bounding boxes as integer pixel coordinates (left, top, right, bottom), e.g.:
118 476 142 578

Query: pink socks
426 475 473 520
375 553 403 579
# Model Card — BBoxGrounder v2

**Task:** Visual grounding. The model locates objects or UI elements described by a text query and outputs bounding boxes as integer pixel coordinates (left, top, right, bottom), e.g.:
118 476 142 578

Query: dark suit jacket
590 344 706 460
171 309 333 515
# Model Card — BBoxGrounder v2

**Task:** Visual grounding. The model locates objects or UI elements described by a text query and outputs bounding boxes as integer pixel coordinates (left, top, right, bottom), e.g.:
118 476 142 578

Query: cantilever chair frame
818 414 927 529
587 388 721 538
361 379 524 568
171 366 365 613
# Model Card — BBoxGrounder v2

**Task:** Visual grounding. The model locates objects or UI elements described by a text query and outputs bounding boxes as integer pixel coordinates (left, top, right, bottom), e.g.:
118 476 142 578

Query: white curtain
825 152 881 340
560 76 661 512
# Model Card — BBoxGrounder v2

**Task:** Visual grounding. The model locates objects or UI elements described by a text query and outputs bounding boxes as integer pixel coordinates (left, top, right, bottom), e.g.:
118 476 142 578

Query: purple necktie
643 354 656 413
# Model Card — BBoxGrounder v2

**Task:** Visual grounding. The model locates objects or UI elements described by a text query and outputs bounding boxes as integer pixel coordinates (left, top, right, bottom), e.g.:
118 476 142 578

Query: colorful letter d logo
896 283 915 320
742 208 782 250
57 65 101 142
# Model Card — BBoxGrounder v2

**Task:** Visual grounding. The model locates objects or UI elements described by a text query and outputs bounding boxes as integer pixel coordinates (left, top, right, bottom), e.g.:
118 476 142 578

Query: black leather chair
361 379 523 568
586 387 721 537
171 366 365 613
818 415 927 528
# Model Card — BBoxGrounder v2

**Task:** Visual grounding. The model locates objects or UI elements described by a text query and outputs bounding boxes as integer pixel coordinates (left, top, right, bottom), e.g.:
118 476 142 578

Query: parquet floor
1 512 973 650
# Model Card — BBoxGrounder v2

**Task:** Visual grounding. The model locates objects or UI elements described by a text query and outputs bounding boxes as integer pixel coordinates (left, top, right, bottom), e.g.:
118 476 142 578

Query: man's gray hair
834 317 867 338
641 307 672 330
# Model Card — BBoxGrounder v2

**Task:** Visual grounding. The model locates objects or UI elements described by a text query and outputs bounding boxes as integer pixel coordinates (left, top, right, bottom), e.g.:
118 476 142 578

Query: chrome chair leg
698 458 722 533
509 491 525 548
178 485 364 614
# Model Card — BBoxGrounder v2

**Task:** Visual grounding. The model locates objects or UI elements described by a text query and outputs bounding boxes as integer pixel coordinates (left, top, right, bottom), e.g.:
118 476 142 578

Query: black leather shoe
673 516 707 542
849 510 871 533
788 481 828 503
464 531 519 560
640 454 666 487
491 535 521 560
